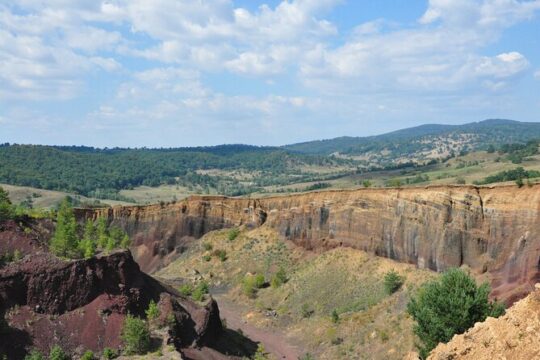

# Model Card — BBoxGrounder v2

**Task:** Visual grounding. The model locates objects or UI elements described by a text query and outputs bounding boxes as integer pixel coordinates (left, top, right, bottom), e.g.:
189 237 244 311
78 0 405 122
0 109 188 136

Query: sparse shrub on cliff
121 315 151 355
383 270 405 294
101 348 116 359
80 350 94 360
407 268 505 359
24 350 44 360
301 303 313 318
253 344 269 360
202 254 212 262
362 180 372 188
203 242 213 251
213 249 227 262
192 281 209 302
48 345 69 360
331 309 339 324
227 227 240 241
242 274 265 298
145 300 160 320
179 283 193 297
270 267 287 288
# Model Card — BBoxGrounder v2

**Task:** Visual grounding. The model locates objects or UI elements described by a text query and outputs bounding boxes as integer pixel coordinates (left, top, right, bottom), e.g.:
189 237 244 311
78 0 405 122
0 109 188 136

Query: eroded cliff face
84 185 540 303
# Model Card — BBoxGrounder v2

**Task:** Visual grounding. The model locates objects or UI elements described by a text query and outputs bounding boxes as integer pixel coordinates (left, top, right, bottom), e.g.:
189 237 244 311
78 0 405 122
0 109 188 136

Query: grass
156 226 436 360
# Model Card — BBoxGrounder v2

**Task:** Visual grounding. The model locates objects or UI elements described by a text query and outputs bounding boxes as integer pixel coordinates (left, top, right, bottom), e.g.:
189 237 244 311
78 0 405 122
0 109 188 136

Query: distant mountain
284 119 540 156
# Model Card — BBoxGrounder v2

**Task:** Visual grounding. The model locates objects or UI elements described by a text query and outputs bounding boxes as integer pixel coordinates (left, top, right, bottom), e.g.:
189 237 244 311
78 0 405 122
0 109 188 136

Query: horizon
2 118 537 149
1 1 540 147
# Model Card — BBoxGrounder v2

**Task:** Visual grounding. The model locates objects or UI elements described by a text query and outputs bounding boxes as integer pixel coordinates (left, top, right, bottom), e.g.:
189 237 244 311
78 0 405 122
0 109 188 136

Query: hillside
1 120 539 204
285 120 540 163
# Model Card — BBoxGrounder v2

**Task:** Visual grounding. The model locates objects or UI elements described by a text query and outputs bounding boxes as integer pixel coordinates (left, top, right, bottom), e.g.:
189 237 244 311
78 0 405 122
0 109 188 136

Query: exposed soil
214 294 304 360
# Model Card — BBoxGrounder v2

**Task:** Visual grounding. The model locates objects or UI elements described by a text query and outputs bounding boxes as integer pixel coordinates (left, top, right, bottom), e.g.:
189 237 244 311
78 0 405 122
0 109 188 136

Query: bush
101 348 117 359
213 249 227 262
331 309 339 324
383 270 405 294
179 284 193 297
242 274 265 298
301 303 313 318
24 350 44 360
227 228 240 241
270 267 287 288
145 300 160 320
253 344 269 360
202 254 212 262
80 351 94 360
192 281 209 302
407 268 505 358
121 315 151 355
48 345 69 360
203 242 213 251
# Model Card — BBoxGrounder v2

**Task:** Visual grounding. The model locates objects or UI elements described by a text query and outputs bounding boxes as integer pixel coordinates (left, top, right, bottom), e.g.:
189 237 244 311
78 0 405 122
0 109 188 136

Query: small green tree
270 267 287 288
227 228 240 241
79 220 96 258
96 217 109 249
48 345 69 360
120 233 131 249
50 198 79 258
145 300 160 320
0 186 13 221
101 348 117 359
192 281 209 302
331 309 339 324
121 315 151 355
362 180 372 188
383 270 405 294
407 268 505 358
253 344 269 360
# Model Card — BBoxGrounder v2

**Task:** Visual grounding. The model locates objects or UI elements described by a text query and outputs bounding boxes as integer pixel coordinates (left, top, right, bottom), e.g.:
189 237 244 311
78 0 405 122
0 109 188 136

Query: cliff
83 184 540 304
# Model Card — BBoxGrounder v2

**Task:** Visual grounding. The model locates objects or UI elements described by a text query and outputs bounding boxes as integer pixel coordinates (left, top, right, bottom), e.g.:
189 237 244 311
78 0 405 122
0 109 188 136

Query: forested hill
0 144 352 198
284 119 540 155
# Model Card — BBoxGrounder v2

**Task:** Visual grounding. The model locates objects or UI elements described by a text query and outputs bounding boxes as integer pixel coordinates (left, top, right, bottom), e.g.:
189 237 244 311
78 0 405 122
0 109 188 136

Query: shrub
24 350 44 360
202 254 212 262
80 351 94 360
203 242 213 251
299 354 315 360
270 267 287 288
145 300 160 320
254 274 265 288
192 281 209 302
253 344 269 360
407 268 505 358
213 249 227 262
227 228 240 241
121 315 151 355
101 348 117 359
362 180 372 188
0 186 13 221
48 345 69 360
179 284 193 297
242 274 265 298
300 303 313 318
516 178 524 188
50 198 79 258
383 270 405 294
331 309 339 324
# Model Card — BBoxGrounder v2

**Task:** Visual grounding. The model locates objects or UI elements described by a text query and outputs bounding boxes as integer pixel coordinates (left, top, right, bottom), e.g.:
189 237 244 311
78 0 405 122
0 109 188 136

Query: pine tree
0 187 13 221
50 198 79 258
79 220 96 258
96 217 109 249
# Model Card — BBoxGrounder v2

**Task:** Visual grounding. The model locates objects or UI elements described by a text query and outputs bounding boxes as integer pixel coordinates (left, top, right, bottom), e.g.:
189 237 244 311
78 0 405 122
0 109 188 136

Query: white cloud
534 70 540 79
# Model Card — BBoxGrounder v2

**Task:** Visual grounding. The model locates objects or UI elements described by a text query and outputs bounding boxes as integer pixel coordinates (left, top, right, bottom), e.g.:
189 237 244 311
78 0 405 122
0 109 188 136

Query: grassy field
0 183 133 208
156 227 436 360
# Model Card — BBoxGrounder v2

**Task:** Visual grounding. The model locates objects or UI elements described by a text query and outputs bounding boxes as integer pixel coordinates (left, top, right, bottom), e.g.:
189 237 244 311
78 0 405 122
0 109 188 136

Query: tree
121 315 151 355
270 267 287 288
79 220 96 258
24 350 44 360
0 186 13 221
383 270 405 294
145 300 160 320
80 351 94 360
407 268 505 359
50 198 79 258
96 217 109 249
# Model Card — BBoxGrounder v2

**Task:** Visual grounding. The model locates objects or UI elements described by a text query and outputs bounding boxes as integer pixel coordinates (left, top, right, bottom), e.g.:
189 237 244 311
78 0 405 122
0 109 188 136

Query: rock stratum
0 246 222 359
84 184 540 304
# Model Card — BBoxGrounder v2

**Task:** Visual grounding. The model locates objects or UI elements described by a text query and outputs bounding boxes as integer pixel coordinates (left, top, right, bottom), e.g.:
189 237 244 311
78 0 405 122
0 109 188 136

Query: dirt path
213 294 304 360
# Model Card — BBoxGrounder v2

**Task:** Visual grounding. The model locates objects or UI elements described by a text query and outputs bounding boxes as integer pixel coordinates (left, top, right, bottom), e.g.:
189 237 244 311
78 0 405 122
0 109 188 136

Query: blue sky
1 0 539 147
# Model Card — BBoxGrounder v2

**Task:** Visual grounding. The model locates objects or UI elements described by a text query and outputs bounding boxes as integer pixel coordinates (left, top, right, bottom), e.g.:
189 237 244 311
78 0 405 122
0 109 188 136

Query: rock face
427 284 540 360
0 250 222 359
84 184 540 304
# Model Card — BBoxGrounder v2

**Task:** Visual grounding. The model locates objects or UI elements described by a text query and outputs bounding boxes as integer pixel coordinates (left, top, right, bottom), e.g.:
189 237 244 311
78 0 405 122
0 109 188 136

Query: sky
1 0 540 147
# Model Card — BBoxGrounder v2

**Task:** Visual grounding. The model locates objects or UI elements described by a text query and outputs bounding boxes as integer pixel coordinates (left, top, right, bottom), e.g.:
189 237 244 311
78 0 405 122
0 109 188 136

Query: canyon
85 184 540 304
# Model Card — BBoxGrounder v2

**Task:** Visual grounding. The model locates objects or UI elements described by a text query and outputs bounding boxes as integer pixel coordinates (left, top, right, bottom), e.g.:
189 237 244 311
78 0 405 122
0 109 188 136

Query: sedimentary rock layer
84 185 540 303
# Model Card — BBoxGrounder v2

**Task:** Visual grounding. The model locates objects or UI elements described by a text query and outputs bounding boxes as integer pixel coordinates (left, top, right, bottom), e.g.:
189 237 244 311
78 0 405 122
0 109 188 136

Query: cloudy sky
1 0 540 147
